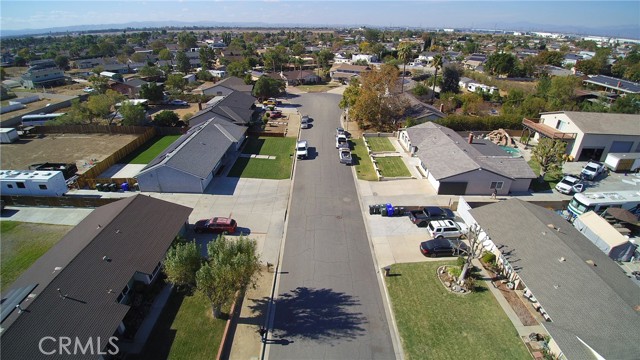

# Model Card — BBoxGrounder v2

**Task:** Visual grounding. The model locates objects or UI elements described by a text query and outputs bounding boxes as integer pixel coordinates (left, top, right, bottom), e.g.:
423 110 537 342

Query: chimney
617 81 622 87
198 102 202 111
468 132 474 144
439 104 444 112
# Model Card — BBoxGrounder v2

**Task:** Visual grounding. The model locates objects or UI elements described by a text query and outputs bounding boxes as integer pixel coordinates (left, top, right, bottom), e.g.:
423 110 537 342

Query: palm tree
431 54 443 103
398 43 413 93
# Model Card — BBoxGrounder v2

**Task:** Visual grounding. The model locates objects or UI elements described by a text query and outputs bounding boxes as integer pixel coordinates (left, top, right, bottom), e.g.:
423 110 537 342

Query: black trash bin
369 205 375 215
95 183 103 191
109 183 118 192
398 207 406 216
381 206 388 217
393 206 401 216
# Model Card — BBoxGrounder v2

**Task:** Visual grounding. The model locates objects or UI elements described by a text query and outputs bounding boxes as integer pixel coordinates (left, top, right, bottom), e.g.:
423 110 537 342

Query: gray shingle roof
0 195 192 359
541 111 640 135
213 76 254 92
139 117 246 178
407 122 536 180
469 199 640 360
583 75 640 94
189 90 256 127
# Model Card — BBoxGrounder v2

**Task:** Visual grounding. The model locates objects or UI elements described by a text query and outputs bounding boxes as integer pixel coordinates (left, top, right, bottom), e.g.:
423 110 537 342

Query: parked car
336 134 348 149
408 206 455 227
168 99 188 106
427 219 468 239
269 110 282 119
301 115 310 129
83 87 95 93
263 98 277 106
581 161 605 180
555 175 584 194
339 148 352 165
296 140 308 159
194 217 237 234
419 238 468 258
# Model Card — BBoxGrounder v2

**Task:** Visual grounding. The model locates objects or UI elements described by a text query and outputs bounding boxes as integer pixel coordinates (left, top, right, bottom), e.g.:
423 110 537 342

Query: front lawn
351 138 378 181
131 290 227 360
295 84 340 93
386 262 530 360
228 137 296 179
528 160 563 192
1 221 72 288
366 137 396 152
121 135 182 164
376 157 411 177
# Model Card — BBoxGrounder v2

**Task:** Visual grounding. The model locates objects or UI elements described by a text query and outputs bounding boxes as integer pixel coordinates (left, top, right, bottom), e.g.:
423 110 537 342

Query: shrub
447 266 462 279
481 251 496 266
456 256 466 267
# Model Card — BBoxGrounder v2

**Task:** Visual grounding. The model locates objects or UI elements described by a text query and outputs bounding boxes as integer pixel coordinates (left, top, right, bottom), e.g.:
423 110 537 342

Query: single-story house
188 90 259 127
351 54 377 64
399 122 536 195
329 63 371 83
461 199 640 360
280 70 321 86
136 117 247 193
563 53 583 66
110 78 148 98
73 58 105 69
583 74 640 95
193 76 253 96
522 111 640 161
0 195 192 359
399 92 445 122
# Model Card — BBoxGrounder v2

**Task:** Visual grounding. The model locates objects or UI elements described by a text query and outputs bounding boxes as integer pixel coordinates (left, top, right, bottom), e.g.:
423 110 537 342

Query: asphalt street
268 93 396 359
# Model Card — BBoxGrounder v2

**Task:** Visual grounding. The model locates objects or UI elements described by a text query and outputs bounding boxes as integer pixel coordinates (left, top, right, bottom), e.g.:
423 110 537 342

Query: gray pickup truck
408 206 455 227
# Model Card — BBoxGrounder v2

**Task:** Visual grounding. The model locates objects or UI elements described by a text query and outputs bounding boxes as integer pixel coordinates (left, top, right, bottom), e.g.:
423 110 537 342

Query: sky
1 1 639 35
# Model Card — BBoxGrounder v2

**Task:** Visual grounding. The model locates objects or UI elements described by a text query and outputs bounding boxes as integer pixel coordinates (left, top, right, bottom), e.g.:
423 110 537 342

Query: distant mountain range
1 20 638 39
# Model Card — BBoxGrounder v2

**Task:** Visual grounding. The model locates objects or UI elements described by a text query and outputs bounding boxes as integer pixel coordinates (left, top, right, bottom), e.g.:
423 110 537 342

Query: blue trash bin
386 204 394 217
121 182 130 191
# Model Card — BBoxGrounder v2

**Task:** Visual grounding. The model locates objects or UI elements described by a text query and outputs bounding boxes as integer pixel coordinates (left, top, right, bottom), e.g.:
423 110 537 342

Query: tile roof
0 195 192 359
469 199 640 360
407 122 536 180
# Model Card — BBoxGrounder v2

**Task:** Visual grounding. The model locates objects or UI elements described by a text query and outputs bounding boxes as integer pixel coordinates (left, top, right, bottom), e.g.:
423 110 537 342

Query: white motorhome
567 190 640 218
0 170 68 196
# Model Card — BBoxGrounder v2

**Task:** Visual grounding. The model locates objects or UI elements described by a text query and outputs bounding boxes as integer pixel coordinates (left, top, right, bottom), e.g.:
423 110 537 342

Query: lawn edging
215 291 242 360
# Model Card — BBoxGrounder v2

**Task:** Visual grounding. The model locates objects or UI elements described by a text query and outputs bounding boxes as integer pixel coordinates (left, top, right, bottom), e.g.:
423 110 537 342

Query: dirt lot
0 133 139 174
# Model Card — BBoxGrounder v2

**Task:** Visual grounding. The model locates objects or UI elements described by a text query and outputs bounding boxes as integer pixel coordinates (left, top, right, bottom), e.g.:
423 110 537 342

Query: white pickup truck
580 161 605 180
555 175 584 194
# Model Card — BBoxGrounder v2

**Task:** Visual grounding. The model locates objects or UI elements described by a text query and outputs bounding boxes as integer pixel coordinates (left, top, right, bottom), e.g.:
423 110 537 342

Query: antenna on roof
15 304 25 314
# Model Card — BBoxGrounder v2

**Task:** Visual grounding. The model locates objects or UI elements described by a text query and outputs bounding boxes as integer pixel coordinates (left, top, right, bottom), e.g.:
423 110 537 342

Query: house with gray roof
583 74 640 95
0 195 191 359
193 76 253 96
522 111 640 161
136 117 246 193
399 122 536 195
465 199 640 360
188 90 259 127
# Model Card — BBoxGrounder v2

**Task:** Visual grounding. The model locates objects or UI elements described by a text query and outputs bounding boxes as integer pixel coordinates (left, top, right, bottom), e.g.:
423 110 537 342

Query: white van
427 219 468 239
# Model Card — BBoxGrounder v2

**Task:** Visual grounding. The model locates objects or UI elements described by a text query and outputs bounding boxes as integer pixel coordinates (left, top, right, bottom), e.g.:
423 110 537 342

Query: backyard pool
499 145 521 157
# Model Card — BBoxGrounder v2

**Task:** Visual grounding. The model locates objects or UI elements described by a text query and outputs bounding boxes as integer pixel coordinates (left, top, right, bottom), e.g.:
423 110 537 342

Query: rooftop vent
558 257 566 262
585 259 596 267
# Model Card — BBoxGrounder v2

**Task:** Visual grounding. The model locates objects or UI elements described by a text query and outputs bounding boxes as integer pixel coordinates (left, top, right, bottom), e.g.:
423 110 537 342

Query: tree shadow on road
247 286 367 344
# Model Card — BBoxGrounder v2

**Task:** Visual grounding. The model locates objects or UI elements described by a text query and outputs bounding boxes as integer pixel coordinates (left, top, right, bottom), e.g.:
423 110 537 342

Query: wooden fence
76 127 156 189
33 124 150 135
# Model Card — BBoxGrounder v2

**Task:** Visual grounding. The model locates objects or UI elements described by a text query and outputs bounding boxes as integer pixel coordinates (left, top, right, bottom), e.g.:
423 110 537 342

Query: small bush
456 256 466 267
481 251 496 265
448 266 462 279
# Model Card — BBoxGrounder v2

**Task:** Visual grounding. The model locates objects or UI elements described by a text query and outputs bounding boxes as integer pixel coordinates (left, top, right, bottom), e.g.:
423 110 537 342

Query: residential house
563 53 582 67
329 63 371 83
136 118 246 193
351 54 377 64
522 111 640 161
280 70 321 86
333 53 351 64
218 50 244 64
398 92 445 122
583 75 640 95
462 53 487 71
102 63 130 74
188 89 259 127
20 59 65 89
73 58 105 69
110 78 148 98
193 76 253 96
0 195 192 359
399 122 536 195
461 199 640 360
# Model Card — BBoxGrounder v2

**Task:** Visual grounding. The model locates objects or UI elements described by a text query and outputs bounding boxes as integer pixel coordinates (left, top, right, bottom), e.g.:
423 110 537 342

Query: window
39 184 47 190
16 182 25 189
490 181 504 190
7 184 13 188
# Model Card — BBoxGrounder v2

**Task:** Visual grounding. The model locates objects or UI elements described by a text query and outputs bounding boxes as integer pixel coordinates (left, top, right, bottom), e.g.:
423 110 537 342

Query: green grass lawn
386 262 530 360
120 135 181 164
228 137 296 179
351 138 378 181
295 84 340 93
376 157 411 177
131 291 227 360
1 221 72 288
366 137 396 152
528 160 563 192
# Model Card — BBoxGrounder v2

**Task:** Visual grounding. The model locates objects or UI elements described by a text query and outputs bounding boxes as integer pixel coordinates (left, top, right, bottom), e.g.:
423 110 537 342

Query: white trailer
573 211 637 261
0 128 19 143
604 152 640 172
0 170 68 196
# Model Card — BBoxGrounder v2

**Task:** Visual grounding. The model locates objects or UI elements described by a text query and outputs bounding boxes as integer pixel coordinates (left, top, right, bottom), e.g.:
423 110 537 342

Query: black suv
419 238 468 258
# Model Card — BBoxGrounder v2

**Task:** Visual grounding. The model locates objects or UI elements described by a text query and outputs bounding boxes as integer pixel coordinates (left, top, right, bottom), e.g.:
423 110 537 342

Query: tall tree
177 31 198 51
397 43 413 93
166 73 187 93
139 82 165 103
175 51 191 74
199 47 216 70
484 53 518 77
119 102 146 126
430 54 443 103
196 236 260 319
610 94 640 114
441 65 461 94
532 138 567 180
252 76 285 100
163 241 202 290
